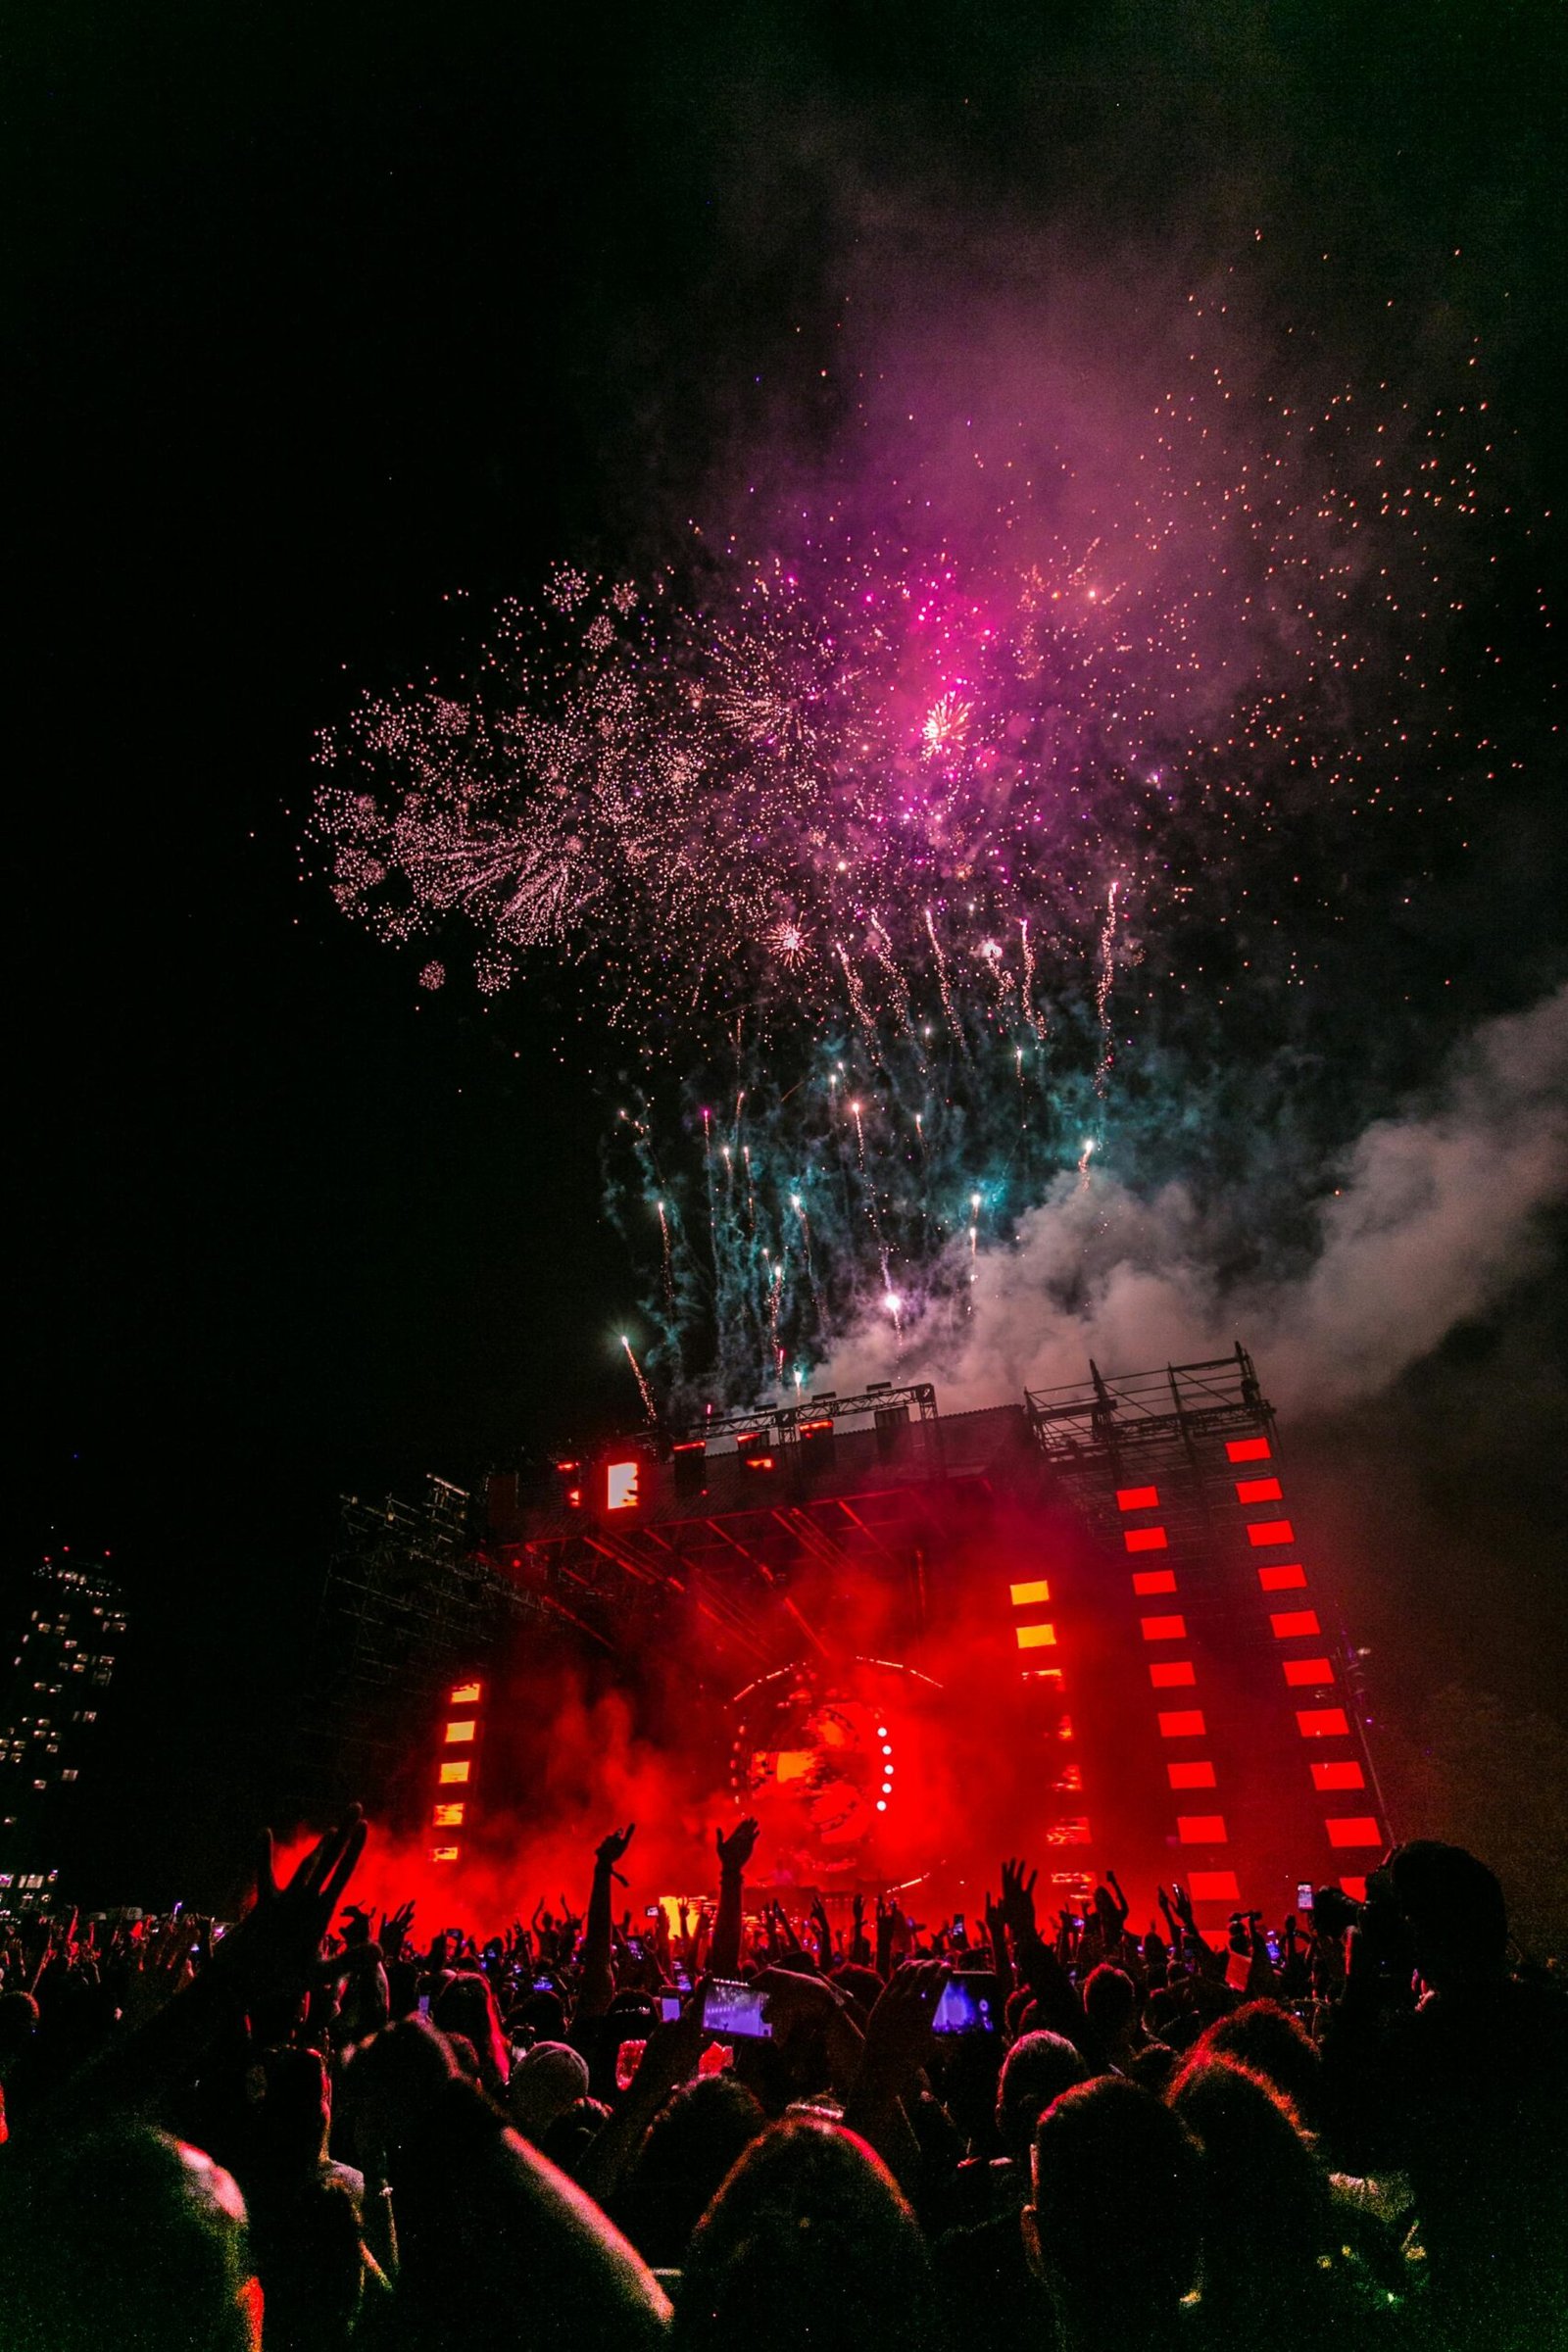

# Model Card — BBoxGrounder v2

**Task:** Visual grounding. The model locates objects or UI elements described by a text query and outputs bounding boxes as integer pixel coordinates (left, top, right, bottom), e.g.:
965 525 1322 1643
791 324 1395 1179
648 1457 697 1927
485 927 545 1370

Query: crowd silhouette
1 1815 1563 2350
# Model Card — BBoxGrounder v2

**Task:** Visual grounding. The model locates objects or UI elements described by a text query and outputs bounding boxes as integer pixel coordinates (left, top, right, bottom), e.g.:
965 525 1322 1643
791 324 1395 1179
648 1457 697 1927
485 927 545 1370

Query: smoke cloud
825 985 1568 1416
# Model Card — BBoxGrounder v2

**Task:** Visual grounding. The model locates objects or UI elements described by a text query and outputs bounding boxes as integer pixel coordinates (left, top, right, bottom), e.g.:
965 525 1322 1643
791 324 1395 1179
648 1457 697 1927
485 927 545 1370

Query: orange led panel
1167 1761 1217 1789
1326 1816 1382 1848
1247 1519 1295 1547
1149 1660 1197 1687
1015 1622 1057 1649
1296 1707 1350 1737
449 1681 481 1706
1009 1579 1051 1606
1226 1437 1271 1462
444 1719 476 1743
438 1759 470 1785
1141 1614 1187 1642
1257 1563 1307 1592
1116 1485 1160 1511
1283 1657 1334 1687
1270 1609 1322 1640
1125 1526 1169 1553
1311 1760 1365 1791
1188 1869 1240 1900
431 1802 465 1828
1177 1814 1228 1843
1235 1477 1284 1504
606 1460 641 1511
1157 1709 1206 1737
430 1844 460 1863
1132 1568 1178 1595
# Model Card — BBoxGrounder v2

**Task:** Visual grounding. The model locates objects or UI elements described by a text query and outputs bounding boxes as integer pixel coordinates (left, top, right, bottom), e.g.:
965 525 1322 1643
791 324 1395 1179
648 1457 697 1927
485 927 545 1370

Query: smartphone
703 1978 772 2040
932 1975 999 2035
1297 1883 1314 1913
952 1913 966 1938
673 1966 691 1992
645 1903 661 1920
533 1976 556 1992
417 1992 431 2018
1264 1931 1282 1965
660 1993 682 2022
626 1936 647 1962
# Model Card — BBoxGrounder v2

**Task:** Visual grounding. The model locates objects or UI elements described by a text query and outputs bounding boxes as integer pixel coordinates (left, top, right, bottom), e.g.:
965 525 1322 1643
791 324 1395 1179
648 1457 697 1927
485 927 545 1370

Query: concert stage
315 1350 1385 1930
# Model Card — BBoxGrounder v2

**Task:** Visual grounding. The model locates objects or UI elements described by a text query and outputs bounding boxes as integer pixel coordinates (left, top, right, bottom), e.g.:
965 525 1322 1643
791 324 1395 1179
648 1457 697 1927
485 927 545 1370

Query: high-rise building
0 1554 126 1901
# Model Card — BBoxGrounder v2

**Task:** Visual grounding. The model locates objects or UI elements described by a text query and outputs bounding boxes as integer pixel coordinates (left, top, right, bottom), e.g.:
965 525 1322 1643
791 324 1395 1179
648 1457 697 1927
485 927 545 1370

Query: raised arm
578 1824 635 2019
709 1815 759 1979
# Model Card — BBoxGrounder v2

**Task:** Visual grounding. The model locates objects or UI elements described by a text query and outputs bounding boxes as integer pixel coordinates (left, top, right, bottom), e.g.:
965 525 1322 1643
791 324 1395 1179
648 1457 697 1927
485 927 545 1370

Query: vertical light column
1007 1567 1089 1897
433 1678 484 1866
1119 1483 1237 1906
1227 1435 1381 1895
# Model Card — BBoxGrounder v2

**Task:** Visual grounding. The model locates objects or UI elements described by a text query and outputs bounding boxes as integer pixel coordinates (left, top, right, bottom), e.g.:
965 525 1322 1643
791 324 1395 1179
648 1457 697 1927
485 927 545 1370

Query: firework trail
620 1334 658 1422
311 319 1512 1407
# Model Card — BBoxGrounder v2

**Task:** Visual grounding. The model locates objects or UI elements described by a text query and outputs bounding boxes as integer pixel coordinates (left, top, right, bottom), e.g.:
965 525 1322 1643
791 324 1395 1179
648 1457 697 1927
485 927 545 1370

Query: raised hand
714 1815 760 1874
1000 1856 1040 1946
215 1808 368 2005
378 1900 416 1958
595 1823 636 1875
858 1959 949 2093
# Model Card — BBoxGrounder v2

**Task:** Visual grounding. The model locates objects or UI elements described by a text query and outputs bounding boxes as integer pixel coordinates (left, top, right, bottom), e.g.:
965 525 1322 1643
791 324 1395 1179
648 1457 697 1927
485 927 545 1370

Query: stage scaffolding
301 1474 549 1795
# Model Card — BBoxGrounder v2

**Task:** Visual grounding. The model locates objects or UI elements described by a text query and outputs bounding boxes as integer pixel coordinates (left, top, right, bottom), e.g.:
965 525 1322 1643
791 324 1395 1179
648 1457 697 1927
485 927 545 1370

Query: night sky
9 3 1566 1925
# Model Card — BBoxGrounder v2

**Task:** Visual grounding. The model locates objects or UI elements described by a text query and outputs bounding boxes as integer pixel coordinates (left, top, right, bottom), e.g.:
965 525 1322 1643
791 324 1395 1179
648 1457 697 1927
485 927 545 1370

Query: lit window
1311 1761 1365 1791
439 1759 470 1785
1226 1436 1271 1462
1296 1707 1349 1738
449 1681 481 1706
1177 1814 1228 1843
1257 1563 1307 1592
1270 1609 1321 1640
1149 1660 1196 1687
61 1767 78 1782
432 1802 466 1828
1188 1869 1240 1900
1124 1526 1169 1553
444 1719 476 1744
1009 1579 1051 1606
1167 1761 1216 1789
1283 1658 1334 1687
1247 1520 1295 1547
1157 1709 1206 1738
1141 1613 1187 1642
1132 1569 1177 1595
1235 1477 1284 1504
1326 1816 1381 1847
606 1460 640 1510
1116 1485 1159 1511
1015 1622 1056 1649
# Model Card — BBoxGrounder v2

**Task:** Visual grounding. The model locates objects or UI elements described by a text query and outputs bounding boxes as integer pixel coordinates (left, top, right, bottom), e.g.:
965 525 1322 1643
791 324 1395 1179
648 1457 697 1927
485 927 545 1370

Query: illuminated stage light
1235 1477 1284 1504
430 1845 460 1863
1311 1761 1365 1791
1270 1609 1321 1639
1116 1486 1159 1511
1124 1526 1169 1553
1149 1660 1197 1687
1188 1870 1240 1901
1257 1563 1307 1591
1325 1816 1382 1847
432 1802 465 1827
1247 1519 1296 1547
1009 1579 1052 1605
1283 1657 1334 1686
1296 1707 1350 1737
1226 1438 1272 1463
439 1760 470 1784
1167 1761 1217 1788
444 1719 476 1743
607 1460 641 1510
449 1681 482 1706
1140 1614 1186 1642
1132 1569 1177 1595
1015 1622 1056 1648
1158 1710 1206 1737
1177 1814 1228 1843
